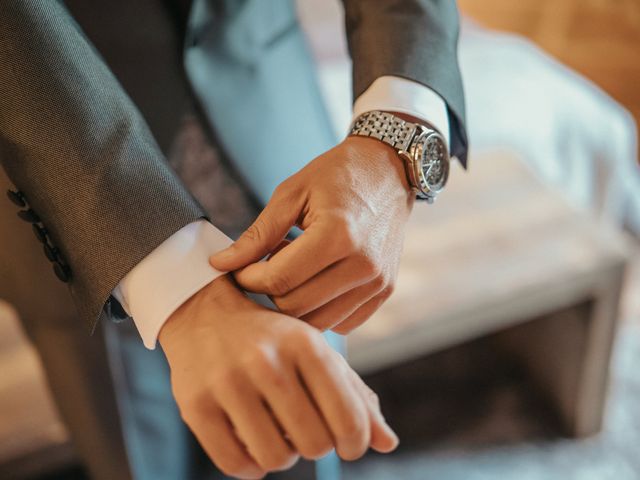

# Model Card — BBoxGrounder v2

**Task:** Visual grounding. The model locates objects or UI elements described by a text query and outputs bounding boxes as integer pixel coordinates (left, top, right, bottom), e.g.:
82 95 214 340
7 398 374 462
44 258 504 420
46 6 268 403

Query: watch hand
424 162 435 177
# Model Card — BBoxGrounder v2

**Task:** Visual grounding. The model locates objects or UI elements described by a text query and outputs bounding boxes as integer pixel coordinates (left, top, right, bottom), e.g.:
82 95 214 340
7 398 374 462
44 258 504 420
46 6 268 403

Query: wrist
349 110 449 203
343 135 414 197
159 274 245 351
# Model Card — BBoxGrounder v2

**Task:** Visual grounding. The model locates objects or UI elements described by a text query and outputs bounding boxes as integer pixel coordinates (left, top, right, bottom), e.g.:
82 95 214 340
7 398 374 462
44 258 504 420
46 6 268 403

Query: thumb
210 187 300 271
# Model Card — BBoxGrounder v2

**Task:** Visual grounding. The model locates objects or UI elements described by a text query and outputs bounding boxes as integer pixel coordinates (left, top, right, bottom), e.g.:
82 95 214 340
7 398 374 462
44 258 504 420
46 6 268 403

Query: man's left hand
210 136 414 334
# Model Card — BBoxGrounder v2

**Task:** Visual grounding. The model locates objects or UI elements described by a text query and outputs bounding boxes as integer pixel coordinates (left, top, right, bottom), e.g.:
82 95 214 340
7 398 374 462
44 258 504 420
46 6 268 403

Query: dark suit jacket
0 0 467 331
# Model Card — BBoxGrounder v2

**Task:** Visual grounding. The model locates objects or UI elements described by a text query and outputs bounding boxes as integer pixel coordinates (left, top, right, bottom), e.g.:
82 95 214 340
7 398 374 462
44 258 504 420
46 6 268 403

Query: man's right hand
159 275 398 479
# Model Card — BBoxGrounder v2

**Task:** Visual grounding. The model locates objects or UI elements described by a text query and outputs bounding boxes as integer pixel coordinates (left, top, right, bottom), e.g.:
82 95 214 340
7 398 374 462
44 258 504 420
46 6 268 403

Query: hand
159 275 398 479
210 136 413 334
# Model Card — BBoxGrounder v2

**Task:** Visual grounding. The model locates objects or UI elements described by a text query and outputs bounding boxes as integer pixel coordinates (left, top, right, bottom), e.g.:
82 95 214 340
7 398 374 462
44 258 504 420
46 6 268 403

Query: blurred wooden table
349 152 632 437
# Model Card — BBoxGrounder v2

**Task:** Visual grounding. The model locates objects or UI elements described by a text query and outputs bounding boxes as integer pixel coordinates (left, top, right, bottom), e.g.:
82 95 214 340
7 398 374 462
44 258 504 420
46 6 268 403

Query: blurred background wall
459 0 640 157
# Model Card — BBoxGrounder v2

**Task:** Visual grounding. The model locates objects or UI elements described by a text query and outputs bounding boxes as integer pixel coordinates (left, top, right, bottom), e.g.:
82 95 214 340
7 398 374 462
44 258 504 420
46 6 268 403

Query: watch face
419 132 449 191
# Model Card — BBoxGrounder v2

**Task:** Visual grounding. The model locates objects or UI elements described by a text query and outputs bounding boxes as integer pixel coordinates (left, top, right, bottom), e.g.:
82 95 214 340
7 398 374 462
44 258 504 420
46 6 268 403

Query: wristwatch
349 110 450 203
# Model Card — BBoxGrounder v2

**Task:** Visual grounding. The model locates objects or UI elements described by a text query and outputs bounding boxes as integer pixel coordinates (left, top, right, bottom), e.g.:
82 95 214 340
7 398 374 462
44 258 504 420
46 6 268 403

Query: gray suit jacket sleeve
343 0 468 164
0 1 205 330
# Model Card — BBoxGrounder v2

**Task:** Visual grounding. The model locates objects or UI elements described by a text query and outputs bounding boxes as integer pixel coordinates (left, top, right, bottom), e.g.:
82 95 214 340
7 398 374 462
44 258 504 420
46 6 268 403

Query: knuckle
340 418 367 443
274 176 294 195
273 181 286 198
291 327 325 355
260 450 298 472
331 323 353 335
340 444 368 462
366 389 380 409
273 177 302 205
285 328 311 351
286 405 309 429
371 274 387 291
210 366 239 389
332 216 359 252
243 219 268 243
175 389 209 424
337 419 368 460
218 457 254 478
300 438 333 460
274 178 293 197
382 282 395 298
243 346 290 389
259 364 288 392
176 403 194 425
273 296 303 318
307 317 335 333
285 328 322 359
265 272 293 296
359 255 382 278
242 346 277 374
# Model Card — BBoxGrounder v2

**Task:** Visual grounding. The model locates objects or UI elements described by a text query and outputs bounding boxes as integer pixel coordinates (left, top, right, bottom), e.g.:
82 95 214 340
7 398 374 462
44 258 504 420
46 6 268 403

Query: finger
343 361 399 453
248 360 334 460
189 406 266 480
210 186 302 272
331 289 391 335
217 379 299 472
268 239 291 260
294 337 370 461
234 222 348 296
301 277 385 331
273 257 378 318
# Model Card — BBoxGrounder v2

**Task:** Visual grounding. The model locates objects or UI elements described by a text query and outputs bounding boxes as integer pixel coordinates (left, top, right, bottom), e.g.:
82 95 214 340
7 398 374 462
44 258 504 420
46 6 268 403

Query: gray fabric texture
0 1 206 331
344 0 468 164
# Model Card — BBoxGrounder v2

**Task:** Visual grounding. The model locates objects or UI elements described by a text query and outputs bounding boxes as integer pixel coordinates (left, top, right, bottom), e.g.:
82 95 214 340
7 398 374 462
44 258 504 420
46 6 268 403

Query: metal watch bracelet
349 110 420 153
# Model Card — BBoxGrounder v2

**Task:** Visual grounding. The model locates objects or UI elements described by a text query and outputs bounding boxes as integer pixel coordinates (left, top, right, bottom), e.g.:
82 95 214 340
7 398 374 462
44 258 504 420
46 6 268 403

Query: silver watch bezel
406 127 450 203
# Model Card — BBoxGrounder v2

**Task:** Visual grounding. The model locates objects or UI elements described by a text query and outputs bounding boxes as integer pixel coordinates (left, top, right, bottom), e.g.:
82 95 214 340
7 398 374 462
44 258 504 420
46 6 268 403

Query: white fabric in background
459 23 640 234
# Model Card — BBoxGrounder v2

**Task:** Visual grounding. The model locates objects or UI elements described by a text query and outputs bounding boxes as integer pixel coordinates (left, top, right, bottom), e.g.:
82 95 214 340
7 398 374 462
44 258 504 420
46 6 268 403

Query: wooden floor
459 0 640 158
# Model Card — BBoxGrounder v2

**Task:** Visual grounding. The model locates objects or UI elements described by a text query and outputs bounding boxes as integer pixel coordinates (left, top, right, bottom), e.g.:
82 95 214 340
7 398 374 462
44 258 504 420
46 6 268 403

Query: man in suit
0 0 467 478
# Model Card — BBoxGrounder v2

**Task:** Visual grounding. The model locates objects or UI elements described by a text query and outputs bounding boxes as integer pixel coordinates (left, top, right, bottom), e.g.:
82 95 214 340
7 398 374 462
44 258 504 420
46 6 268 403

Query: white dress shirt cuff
352 75 451 151
112 220 232 349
